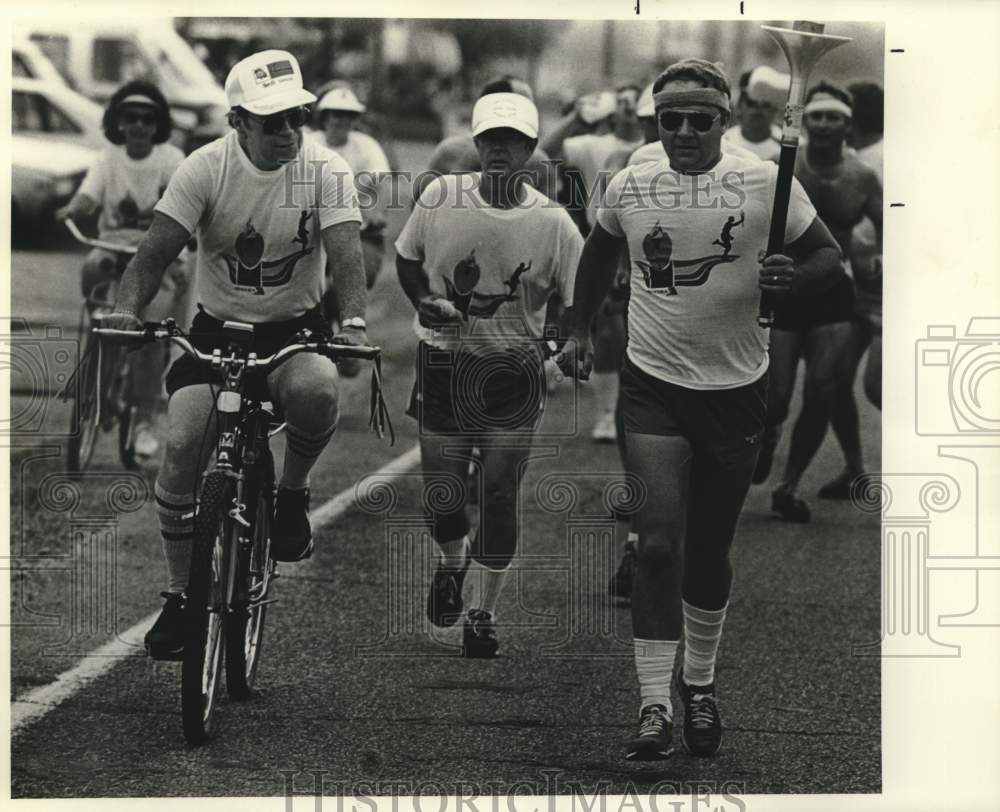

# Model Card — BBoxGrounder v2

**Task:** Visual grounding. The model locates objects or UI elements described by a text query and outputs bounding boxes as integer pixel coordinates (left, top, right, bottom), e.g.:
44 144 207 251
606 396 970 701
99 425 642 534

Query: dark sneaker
462 608 499 658
427 555 470 628
144 591 186 661
676 676 723 757
271 487 314 562
771 487 811 523
626 703 674 761
751 426 779 485
609 540 637 601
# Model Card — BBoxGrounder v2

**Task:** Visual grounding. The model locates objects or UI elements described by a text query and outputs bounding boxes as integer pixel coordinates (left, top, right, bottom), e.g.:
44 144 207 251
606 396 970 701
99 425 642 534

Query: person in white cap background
415 75 559 202
721 67 786 162
311 81 391 292
559 58 842 761
395 91 583 659
753 81 882 523
97 50 369 660
57 80 189 462
543 84 644 449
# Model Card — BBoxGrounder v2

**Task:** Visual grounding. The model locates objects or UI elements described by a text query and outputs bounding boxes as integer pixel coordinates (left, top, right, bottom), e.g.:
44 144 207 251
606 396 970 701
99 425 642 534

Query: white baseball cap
636 82 655 118
471 92 539 139
317 86 366 114
225 50 317 115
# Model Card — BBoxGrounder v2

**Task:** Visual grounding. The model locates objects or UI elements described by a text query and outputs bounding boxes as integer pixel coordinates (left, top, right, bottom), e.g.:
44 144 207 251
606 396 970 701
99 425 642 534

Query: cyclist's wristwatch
341 317 367 330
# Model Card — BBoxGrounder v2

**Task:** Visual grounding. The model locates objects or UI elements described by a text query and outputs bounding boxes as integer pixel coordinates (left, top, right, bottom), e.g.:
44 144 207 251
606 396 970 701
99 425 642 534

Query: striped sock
634 637 678 716
682 599 728 687
438 535 469 570
155 482 194 594
281 423 337 489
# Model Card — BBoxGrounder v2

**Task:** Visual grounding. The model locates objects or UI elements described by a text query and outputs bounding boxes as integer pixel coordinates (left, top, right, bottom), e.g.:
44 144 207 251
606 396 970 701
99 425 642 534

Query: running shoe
134 422 159 459
771 487 811 523
626 703 674 760
675 675 723 757
144 591 186 661
271 487 314 562
462 608 499 658
427 555 470 627
609 539 637 601
591 412 617 443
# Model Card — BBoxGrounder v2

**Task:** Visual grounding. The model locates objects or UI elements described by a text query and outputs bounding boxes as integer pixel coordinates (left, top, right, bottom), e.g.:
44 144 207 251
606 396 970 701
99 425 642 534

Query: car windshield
147 31 218 89
13 90 81 134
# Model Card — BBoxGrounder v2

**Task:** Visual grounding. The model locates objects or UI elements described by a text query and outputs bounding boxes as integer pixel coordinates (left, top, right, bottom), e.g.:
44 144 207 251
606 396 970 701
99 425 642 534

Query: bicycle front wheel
226 459 274 700
181 472 234 745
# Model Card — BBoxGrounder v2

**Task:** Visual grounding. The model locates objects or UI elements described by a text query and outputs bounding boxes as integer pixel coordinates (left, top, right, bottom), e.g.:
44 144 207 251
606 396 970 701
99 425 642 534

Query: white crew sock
155 482 194 594
682 599 728 687
634 637 678 716
478 564 510 617
590 371 619 416
437 535 469 570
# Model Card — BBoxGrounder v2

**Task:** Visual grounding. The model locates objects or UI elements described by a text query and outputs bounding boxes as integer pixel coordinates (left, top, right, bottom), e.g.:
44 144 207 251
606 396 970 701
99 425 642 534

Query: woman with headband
560 59 843 761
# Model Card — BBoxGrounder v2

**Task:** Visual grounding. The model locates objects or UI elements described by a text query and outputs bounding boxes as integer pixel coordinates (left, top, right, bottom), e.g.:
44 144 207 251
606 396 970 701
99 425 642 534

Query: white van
19 20 229 151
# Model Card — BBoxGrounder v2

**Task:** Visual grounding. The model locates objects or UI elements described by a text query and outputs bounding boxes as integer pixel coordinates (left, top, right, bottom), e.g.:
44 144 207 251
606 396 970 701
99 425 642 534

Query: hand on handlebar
330 324 370 378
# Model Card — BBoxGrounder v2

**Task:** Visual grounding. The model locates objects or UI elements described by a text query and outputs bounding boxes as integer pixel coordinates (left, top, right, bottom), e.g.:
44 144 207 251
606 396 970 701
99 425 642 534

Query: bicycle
94 318 389 745
61 218 142 472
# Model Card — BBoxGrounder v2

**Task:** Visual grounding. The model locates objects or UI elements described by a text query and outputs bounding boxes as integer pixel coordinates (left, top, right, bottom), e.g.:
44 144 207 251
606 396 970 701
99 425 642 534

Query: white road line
10 443 421 737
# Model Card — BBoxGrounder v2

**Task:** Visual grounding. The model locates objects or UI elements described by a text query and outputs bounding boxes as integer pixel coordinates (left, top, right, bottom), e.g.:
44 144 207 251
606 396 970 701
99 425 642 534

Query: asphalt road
7 157 881 799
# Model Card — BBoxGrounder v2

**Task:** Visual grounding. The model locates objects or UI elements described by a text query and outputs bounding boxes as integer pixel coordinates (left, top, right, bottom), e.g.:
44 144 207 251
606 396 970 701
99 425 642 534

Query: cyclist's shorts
165 306 330 400
771 273 855 331
620 357 767 472
406 341 546 435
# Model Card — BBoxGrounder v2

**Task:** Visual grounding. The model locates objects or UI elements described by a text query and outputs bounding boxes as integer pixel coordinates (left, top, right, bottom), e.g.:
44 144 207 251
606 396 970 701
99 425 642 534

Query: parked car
19 20 228 151
11 77 102 232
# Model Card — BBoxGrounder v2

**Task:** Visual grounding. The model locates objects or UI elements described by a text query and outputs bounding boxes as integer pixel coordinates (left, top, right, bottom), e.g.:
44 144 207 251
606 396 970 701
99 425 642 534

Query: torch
758 21 851 327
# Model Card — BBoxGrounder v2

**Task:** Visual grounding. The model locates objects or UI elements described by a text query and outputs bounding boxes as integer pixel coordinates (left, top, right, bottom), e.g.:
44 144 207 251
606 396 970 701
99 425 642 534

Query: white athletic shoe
134 424 159 459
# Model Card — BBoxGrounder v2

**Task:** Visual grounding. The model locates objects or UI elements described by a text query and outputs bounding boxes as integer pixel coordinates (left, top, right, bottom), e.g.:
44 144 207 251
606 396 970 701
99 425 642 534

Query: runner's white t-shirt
564 132 642 227
395 174 583 352
155 131 360 322
722 125 782 162
309 129 390 227
597 153 816 389
79 142 185 245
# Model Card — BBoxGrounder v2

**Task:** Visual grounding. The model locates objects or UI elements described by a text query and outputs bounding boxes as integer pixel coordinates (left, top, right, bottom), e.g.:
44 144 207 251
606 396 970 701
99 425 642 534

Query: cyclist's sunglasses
120 111 157 126
657 110 721 133
246 106 310 135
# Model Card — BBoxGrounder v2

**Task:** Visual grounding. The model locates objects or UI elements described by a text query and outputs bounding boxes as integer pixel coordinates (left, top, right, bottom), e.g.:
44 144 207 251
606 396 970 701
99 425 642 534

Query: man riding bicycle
57 80 188 460
99 50 369 660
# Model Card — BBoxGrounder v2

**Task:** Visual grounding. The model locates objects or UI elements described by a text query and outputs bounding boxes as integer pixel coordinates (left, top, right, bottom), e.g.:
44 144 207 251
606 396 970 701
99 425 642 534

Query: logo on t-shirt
442 250 533 319
222 212 314 296
635 213 745 295
115 193 154 231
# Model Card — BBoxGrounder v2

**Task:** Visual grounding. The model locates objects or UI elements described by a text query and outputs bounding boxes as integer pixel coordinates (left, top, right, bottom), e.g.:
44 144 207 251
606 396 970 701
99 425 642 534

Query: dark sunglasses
247 106 309 135
120 112 156 126
657 110 720 133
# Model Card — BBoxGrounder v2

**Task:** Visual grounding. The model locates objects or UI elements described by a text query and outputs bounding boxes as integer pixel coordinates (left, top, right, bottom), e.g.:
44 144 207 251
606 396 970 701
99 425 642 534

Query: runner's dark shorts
165 306 330 401
620 357 768 471
771 273 855 331
406 341 546 435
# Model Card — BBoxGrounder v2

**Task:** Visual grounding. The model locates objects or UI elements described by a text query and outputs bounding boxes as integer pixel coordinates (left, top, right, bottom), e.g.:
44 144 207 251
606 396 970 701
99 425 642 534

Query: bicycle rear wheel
181 472 234 745
225 455 275 700
66 333 102 473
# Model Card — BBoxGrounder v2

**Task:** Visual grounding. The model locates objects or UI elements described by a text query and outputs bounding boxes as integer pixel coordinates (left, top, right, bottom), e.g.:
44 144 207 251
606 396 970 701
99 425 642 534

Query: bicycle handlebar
93 324 381 371
63 218 139 256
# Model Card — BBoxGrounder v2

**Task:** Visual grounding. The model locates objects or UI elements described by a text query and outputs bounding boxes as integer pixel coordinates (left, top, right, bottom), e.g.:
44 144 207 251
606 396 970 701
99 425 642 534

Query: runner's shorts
165 305 330 401
406 341 546 435
771 273 855 330
620 357 768 471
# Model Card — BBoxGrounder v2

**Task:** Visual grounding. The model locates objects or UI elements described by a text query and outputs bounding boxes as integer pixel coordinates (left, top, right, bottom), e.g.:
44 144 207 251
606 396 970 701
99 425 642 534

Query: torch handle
758 143 801 327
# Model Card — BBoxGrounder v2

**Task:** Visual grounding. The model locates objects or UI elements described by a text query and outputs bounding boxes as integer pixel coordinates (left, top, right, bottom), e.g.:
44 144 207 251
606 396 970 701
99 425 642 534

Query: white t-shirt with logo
564 132 642 227
597 153 816 389
722 125 782 162
155 131 360 323
80 143 185 245
395 174 583 352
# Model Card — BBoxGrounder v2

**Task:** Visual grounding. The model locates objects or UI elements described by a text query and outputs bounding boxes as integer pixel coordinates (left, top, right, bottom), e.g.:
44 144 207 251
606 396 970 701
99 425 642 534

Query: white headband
653 87 731 113
804 98 852 118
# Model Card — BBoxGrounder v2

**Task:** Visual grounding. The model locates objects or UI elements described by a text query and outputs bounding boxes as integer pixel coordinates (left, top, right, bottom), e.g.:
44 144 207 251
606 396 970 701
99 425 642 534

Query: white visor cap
317 86 366 114
225 49 317 115
472 92 539 140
